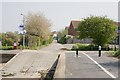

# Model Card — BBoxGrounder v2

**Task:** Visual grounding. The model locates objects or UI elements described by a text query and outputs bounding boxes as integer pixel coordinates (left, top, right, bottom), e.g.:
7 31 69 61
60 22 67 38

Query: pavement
0 50 22 69
0 42 63 79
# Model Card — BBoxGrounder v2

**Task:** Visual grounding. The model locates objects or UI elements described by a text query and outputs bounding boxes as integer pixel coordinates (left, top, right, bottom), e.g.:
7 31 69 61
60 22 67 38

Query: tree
58 28 68 39
25 12 52 48
26 12 51 40
77 16 117 46
1 32 20 46
57 28 68 44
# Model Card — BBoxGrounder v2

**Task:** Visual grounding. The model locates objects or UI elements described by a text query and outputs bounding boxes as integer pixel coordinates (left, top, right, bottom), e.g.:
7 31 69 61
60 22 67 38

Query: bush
71 43 114 51
18 45 23 49
113 51 120 57
71 43 91 51
58 36 67 44
42 40 48 45
48 36 53 44
2 46 13 50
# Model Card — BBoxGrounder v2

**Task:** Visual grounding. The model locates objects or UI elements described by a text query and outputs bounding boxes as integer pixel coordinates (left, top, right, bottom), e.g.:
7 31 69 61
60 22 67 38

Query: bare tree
26 12 51 40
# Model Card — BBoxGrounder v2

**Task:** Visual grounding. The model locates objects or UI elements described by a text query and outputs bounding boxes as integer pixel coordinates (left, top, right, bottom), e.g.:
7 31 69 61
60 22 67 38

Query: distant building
67 20 119 44
68 20 80 36
67 20 92 44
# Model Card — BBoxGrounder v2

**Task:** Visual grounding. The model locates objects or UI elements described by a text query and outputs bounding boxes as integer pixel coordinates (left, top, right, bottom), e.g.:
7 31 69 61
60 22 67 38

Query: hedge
71 43 114 51
1 46 13 50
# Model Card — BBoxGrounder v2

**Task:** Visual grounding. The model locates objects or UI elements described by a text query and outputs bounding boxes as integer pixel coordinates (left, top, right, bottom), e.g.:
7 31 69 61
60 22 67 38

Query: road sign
23 30 26 35
19 25 24 30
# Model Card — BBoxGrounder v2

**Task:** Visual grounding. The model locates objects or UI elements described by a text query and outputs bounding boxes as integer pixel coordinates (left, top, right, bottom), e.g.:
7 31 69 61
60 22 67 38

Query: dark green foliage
71 43 114 51
77 16 117 47
1 32 20 46
57 28 68 44
1 46 13 50
58 36 67 44
113 50 120 57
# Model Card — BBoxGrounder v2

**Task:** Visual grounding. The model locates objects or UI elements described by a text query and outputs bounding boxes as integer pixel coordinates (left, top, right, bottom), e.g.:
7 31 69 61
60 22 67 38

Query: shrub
71 43 91 51
42 40 48 45
19 45 23 49
113 50 120 57
71 43 114 51
58 36 67 44
2 46 13 50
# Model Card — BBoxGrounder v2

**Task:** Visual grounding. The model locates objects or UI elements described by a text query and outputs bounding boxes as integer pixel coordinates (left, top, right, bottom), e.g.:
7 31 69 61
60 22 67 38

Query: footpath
1 42 63 80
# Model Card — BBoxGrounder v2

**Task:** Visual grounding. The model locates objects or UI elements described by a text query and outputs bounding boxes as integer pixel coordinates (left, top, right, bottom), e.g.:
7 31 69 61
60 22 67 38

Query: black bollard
107 46 110 51
98 45 101 57
99 50 101 57
115 46 117 51
76 49 78 57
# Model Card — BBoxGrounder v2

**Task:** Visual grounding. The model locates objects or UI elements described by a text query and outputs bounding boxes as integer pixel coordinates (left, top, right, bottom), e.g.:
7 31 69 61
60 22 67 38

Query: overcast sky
0 0 119 33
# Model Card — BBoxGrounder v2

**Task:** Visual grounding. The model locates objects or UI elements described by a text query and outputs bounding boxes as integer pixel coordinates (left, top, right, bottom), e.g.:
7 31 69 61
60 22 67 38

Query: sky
0 0 119 33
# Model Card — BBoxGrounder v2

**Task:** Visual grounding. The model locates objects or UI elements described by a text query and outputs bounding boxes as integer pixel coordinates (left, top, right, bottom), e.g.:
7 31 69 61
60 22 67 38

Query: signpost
19 25 26 49
19 13 26 49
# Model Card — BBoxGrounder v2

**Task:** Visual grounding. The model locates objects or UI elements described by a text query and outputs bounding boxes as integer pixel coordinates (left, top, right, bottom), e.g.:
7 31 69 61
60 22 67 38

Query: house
67 20 119 44
67 20 92 44
68 20 80 36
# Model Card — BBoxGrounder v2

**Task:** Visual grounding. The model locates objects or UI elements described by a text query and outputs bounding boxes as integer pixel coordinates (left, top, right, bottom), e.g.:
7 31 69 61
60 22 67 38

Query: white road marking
81 51 116 78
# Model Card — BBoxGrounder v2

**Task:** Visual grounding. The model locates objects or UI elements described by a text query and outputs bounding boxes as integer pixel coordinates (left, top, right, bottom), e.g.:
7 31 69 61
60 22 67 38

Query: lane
83 51 118 78
82 51 116 78
65 51 113 78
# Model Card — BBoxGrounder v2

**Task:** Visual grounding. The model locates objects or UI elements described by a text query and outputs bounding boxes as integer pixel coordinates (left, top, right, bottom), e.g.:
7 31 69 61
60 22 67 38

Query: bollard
107 46 110 51
115 46 117 51
98 45 101 57
76 48 78 57
76 45 79 57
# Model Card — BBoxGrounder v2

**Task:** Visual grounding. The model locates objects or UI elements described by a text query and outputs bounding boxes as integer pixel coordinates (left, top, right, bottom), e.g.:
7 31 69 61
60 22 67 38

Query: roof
70 20 80 28
70 20 120 28
114 22 120 26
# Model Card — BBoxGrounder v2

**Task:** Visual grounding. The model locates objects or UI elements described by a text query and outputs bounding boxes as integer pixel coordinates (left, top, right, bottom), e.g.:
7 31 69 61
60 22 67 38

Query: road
65 51 118 78
54 44 119 79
